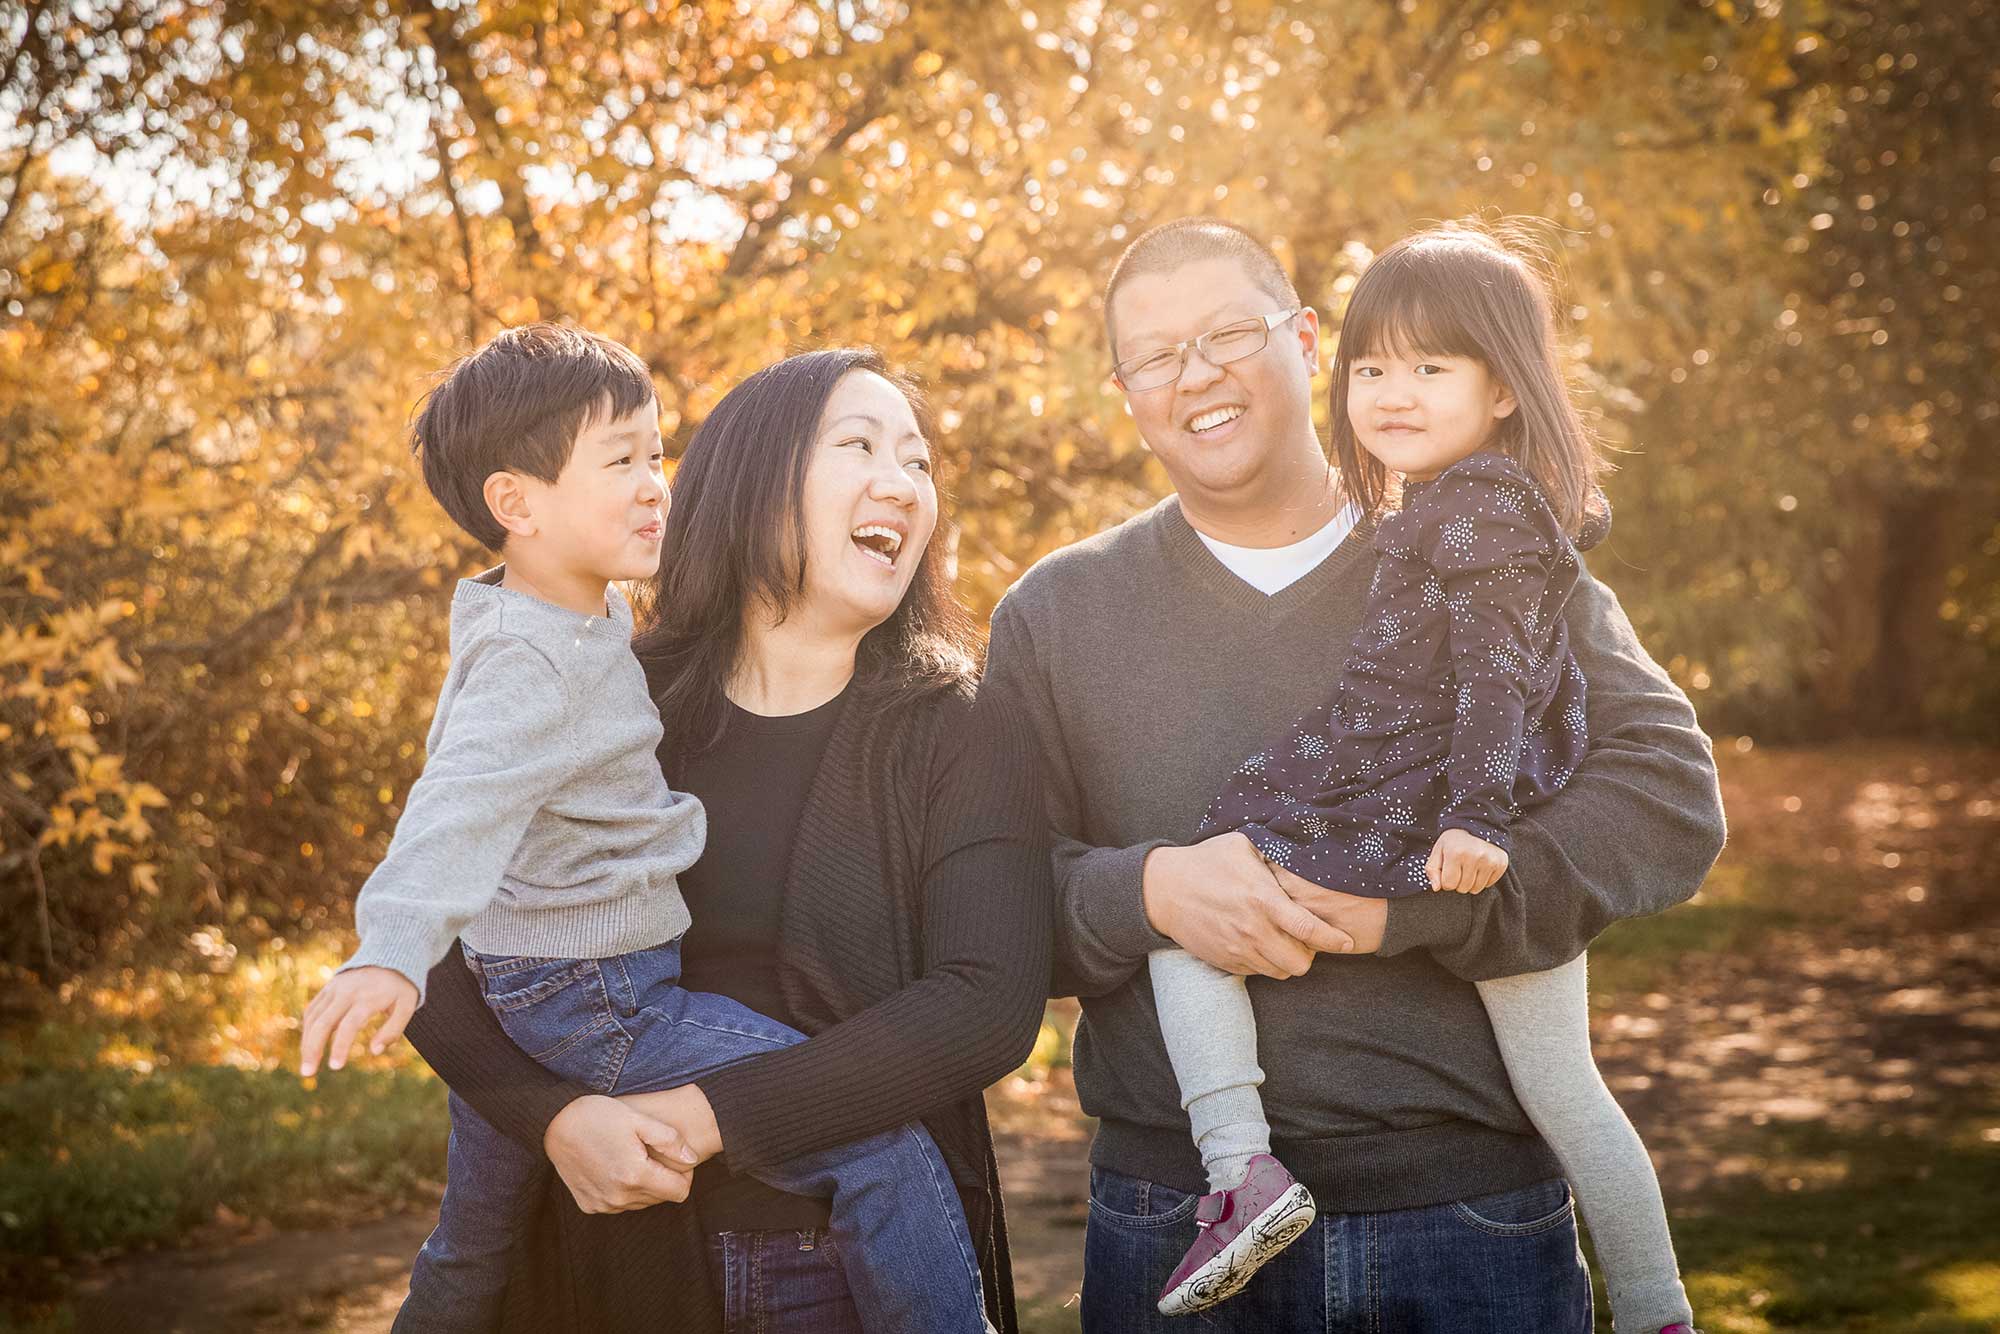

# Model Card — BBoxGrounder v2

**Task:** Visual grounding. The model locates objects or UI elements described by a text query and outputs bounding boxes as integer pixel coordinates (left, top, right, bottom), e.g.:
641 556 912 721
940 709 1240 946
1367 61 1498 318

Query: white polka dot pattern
1198 451 1604 896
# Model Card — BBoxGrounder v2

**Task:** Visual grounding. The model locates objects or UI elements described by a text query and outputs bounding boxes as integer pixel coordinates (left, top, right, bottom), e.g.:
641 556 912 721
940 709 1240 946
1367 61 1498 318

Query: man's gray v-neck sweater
983 496 1725 1209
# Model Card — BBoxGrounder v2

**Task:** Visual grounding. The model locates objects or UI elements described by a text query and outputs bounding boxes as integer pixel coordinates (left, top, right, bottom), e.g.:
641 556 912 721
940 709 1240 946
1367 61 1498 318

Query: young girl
1147 222 1698 1334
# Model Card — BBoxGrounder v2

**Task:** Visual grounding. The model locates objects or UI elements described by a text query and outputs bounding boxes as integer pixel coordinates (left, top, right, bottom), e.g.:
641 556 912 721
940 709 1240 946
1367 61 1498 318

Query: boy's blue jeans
393 939 985 1334
1080 1165 1593 1332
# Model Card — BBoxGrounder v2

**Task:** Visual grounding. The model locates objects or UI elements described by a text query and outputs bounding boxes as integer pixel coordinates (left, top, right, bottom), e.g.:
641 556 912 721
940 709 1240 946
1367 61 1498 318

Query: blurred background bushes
2 0 1995 979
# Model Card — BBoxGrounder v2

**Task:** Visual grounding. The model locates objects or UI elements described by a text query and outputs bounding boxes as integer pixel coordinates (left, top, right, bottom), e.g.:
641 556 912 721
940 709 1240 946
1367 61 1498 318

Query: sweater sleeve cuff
1379 889 1476 958
1079 839 1178 962
1437 813 1510 852
341 914 449 1003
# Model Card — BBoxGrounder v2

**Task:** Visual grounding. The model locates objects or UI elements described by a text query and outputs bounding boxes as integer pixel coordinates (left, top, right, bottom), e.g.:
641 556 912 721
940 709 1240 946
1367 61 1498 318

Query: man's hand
1143 832 1355 978
1426 829 1509 894
299 966 419 1076
1263 861 1388 955
544 1095 697 1214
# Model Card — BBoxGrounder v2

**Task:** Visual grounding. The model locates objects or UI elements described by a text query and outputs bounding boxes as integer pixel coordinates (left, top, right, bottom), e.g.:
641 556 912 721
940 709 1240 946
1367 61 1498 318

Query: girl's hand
544 1095 697 1214
299 966 419 1076
1426 829 1509 893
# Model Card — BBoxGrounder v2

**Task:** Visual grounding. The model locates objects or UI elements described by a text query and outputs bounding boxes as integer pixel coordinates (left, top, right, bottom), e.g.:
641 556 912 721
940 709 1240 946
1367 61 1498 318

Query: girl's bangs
1337 253 1490 365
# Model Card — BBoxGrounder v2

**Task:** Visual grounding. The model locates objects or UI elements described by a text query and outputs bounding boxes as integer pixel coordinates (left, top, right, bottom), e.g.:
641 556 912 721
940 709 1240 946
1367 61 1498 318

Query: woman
403 348 1053 1332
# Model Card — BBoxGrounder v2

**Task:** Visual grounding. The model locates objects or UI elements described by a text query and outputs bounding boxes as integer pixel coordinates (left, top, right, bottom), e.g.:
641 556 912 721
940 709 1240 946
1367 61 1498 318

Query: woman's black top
676 690 845 1233
402 681 1052 1333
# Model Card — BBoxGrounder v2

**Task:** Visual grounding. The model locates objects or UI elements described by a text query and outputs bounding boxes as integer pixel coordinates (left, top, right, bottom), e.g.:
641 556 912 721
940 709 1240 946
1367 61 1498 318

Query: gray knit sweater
983 496 1726 1210
342 569 699 999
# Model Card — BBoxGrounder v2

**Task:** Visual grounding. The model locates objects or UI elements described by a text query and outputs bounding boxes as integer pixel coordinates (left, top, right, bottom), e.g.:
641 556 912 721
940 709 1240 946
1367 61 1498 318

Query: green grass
1611 1121 2000 1333
0 1065 444 1305
1 1066 444 1257
7 743 1998 1331
1585 859 1820 998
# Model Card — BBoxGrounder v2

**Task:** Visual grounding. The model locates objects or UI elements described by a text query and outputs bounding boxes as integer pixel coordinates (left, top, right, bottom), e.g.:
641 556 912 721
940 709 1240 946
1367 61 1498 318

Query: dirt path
67 1211 433 1333
64 745 2000 1333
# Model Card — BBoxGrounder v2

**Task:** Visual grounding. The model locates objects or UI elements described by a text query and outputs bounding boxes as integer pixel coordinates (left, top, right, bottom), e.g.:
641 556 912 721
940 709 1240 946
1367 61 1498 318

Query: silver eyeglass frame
1112 307 1305 391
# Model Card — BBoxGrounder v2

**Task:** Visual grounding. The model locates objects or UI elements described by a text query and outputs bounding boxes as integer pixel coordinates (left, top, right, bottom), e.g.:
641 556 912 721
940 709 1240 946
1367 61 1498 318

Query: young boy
297 325 988 1333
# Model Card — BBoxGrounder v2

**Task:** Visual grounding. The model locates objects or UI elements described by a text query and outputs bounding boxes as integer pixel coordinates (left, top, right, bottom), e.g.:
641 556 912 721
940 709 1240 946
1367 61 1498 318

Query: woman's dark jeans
708 1228 866 1333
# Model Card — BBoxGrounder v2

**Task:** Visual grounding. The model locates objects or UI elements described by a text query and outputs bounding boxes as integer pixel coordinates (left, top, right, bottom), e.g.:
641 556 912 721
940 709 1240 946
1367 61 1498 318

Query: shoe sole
1156 1182 1318 1316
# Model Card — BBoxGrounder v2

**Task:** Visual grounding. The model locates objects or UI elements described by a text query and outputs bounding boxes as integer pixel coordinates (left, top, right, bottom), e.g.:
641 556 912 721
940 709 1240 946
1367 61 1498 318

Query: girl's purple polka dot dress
1200 450 1608 897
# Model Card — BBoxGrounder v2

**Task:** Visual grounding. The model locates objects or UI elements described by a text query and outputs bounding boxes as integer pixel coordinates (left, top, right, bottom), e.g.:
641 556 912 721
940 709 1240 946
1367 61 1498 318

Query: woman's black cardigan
403 682 1054 1332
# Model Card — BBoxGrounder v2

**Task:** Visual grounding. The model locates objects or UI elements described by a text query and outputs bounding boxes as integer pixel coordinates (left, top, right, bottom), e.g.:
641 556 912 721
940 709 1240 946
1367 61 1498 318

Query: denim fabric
394 940 984 1334
706 1228 866 1333
1079 1165 1593 1333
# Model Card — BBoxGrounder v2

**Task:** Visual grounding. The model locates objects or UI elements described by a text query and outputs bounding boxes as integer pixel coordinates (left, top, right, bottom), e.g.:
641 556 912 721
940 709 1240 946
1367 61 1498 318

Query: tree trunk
1858 487 1958 735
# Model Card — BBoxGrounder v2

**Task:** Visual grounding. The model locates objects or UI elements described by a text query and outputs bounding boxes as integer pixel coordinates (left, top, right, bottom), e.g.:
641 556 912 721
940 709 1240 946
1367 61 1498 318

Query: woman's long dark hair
631 348 979 757
1329 219 1607 534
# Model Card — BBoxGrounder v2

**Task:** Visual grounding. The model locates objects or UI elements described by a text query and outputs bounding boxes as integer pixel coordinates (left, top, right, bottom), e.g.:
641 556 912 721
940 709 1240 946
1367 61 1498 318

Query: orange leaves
2 549 159 892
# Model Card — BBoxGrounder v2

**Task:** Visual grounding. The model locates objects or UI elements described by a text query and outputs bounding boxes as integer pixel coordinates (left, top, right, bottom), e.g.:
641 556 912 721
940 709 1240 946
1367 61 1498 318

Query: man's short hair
410 323 656 550
1102 217 1302 354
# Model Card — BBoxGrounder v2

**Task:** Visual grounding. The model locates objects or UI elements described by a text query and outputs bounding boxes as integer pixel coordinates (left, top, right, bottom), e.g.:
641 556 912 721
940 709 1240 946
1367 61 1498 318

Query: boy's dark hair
410 323 657 550
1330 219 1607 534
631 347 979 759
1102 217 1302 355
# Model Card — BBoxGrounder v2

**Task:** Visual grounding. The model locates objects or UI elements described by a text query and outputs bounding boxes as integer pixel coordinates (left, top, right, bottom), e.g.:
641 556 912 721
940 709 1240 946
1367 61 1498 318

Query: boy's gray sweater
342 569 699 999
983 497 1726 1210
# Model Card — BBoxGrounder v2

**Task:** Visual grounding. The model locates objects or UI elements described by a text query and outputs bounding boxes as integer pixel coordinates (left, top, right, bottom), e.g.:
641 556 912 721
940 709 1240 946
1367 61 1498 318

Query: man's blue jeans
393 939 983 1334
1080 1165 1593 1332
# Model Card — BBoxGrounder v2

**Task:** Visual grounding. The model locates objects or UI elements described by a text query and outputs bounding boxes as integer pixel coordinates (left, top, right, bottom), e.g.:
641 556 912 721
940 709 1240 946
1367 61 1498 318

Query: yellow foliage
5 0 1993 975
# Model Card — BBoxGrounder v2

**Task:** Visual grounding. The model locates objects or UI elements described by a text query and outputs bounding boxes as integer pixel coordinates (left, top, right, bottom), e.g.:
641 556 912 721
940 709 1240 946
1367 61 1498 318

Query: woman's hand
543 1095 698 1214
619 1084 725 1164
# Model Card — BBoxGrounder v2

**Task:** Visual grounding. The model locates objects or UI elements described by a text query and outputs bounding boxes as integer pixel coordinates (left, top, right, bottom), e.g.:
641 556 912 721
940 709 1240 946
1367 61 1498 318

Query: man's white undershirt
1195 501 1363 596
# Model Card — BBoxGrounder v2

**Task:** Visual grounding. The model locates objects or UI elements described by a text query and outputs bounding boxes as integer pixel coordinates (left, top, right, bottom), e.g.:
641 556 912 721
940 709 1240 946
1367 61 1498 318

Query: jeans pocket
1086 1167 1203 1229
1450 1176 1576 1237
469 952 586 1008
471 953 625 1077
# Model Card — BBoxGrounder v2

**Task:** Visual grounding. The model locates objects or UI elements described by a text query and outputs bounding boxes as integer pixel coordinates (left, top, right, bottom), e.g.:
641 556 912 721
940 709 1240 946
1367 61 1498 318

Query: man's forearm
1050 838 1176 998
1380 578 1727 979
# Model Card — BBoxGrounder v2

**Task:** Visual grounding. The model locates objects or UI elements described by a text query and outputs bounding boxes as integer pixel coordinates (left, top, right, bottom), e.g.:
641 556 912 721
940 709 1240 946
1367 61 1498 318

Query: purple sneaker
1155 1154 1316 1316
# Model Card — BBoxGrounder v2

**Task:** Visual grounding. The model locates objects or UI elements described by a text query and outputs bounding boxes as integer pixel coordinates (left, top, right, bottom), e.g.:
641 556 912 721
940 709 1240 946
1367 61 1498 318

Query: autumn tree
4 0 1994 976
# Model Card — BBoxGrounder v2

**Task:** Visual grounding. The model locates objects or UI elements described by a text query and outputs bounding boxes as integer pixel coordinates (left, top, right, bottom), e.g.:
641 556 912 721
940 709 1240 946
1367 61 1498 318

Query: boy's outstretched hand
300 965 419 1076
1427 828 1509 893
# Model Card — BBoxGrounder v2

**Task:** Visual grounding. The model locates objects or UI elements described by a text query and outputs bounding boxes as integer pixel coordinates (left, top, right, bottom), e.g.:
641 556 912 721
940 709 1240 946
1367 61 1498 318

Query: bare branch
1401 0 1485 112
722 51 912 282
420 3 544 264
420 70 483 343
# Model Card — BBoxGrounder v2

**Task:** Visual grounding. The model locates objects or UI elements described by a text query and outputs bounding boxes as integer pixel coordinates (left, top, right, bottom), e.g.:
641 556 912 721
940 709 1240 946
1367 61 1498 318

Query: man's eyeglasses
1112 308 1304 392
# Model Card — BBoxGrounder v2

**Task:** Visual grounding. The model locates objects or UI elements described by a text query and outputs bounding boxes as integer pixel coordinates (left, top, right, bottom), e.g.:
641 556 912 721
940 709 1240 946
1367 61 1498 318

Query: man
982 217 1726 1330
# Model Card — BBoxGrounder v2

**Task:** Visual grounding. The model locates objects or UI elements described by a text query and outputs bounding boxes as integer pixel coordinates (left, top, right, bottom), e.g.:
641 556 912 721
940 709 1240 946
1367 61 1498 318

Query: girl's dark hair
631 348 978 757
1329 220 1606 534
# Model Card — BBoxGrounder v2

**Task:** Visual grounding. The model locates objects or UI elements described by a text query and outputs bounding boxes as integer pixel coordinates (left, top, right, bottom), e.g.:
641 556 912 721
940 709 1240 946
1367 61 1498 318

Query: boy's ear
483 471 539 541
